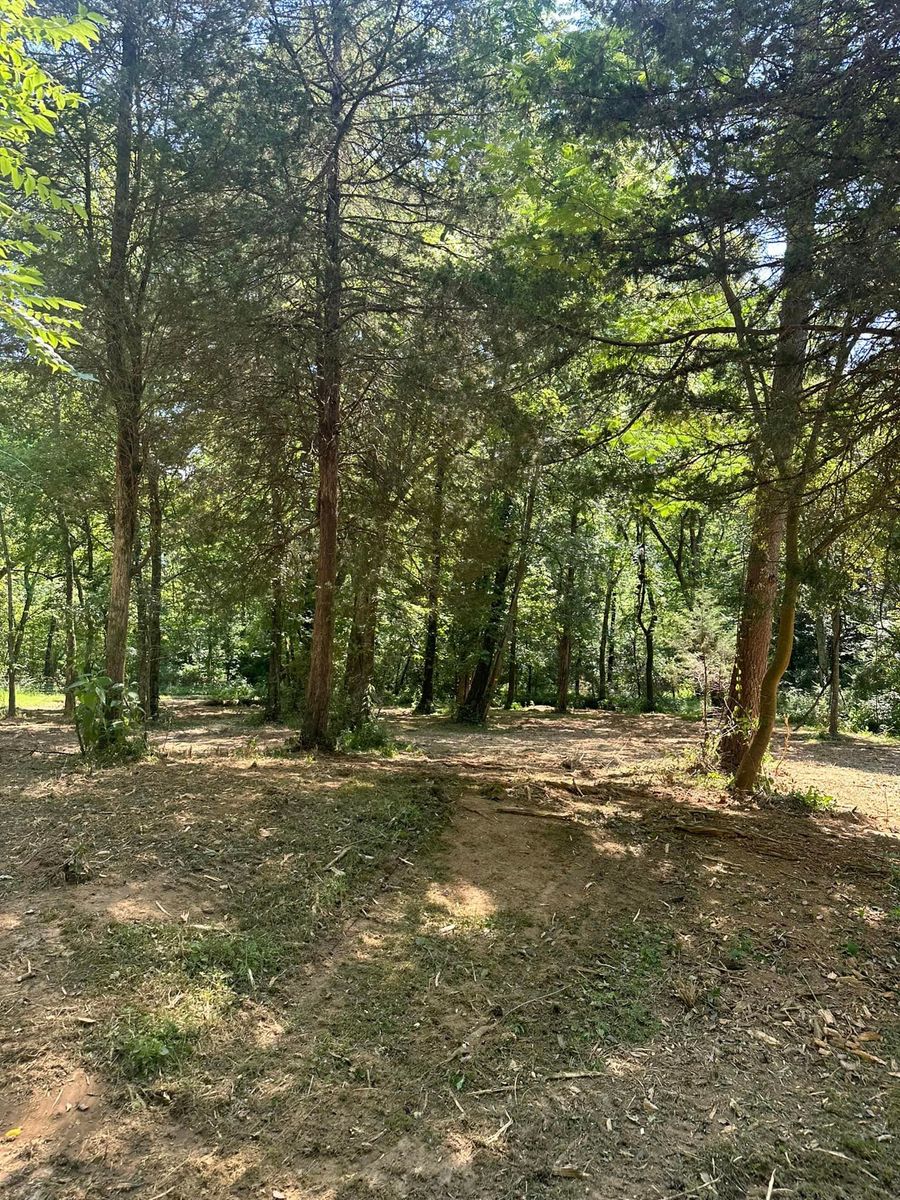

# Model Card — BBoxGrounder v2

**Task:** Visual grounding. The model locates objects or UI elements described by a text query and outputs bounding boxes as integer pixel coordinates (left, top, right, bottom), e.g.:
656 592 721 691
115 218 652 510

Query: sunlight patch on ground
424 879 497 919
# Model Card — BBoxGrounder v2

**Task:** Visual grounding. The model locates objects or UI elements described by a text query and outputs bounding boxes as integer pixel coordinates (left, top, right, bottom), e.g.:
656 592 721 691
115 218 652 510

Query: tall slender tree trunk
504 605 517 709
555 504 579 713
1 505 15 718
266 575 284 722
145 459 162 719
59 511 77 720
80 517 96 674
815 613 828 686
635 522 657 713
719 490 786 771
555 630 572 713
104 6 143 685
734 500 801 791
265 468 286 723
43 617 57 684
607 595 616 695
415 456 445 715
596 574 616 704
828 606 841 739
302 11 343 749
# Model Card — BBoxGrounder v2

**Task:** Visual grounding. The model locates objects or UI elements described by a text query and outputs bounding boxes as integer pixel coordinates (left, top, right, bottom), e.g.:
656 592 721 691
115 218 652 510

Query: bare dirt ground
1 703 898 1199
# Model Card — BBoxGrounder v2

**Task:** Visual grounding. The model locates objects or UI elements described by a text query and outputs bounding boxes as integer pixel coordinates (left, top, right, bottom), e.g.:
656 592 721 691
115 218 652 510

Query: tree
0 0 99 364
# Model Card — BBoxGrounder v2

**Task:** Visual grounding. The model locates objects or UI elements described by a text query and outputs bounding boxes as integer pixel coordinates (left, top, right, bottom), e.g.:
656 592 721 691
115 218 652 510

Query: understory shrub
69 674 146 763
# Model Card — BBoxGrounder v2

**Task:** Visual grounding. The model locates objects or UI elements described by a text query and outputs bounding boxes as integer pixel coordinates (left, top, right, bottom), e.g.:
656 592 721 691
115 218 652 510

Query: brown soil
1 703 898 1199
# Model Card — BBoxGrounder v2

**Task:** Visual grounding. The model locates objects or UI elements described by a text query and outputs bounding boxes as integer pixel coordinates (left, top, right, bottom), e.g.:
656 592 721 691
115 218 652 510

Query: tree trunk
79 517 97 674
504 605 517 709
457 472 538 725
145 459 162 719
1 505 15 717
301 14 343 749
815 613 828 686
343 556 380 727
43 616 57 684
456 533 513 724
415 456 445 715
607 595 616 695
828 606 841 739
555 630 572 713
266 575 284 722
643 605 656 713
719 489 785 772
635 522 657 713
554 504 578 713
734 500 801 792
104 7 143 685
596 575 616 704
59 511 77 719
136 531 147 707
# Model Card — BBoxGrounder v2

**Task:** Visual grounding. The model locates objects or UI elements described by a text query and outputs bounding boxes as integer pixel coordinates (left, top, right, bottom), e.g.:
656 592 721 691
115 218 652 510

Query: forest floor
1 703 899 1200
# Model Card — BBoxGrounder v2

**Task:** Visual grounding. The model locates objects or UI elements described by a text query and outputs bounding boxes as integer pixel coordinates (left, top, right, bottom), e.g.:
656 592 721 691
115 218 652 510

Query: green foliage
107 1010 194 1081
336 719 397 755
722 931 756 971
0 0 101 364
69 674 145 763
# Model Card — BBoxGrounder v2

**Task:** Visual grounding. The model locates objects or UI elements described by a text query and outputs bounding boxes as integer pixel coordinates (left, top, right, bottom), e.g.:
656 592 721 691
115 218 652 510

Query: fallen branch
496 806 574 823
545 1069 605 1081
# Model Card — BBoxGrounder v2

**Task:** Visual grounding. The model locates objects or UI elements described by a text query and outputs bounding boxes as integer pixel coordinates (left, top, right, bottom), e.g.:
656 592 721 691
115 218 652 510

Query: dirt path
1 705 899 1199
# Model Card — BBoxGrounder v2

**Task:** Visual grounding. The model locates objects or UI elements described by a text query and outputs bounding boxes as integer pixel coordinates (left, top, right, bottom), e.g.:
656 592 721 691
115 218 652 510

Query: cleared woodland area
2 703 898 1200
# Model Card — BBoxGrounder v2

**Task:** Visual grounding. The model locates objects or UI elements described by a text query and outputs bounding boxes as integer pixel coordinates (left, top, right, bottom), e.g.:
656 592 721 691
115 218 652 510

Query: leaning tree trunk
104 7 142 685
301 21 343 749
734 500 801 791
415 456 445 715
0 504 15 718
719 489 785 772
828 606 841 739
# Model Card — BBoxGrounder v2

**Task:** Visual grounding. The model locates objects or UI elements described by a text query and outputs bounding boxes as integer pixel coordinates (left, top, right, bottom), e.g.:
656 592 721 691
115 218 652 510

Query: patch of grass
182 929 280 988
303 907 673 1110
61 770 452 1102
685 1138 897 1200
107 1010 197 1081
568 922 670 1047
13 689 64 710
